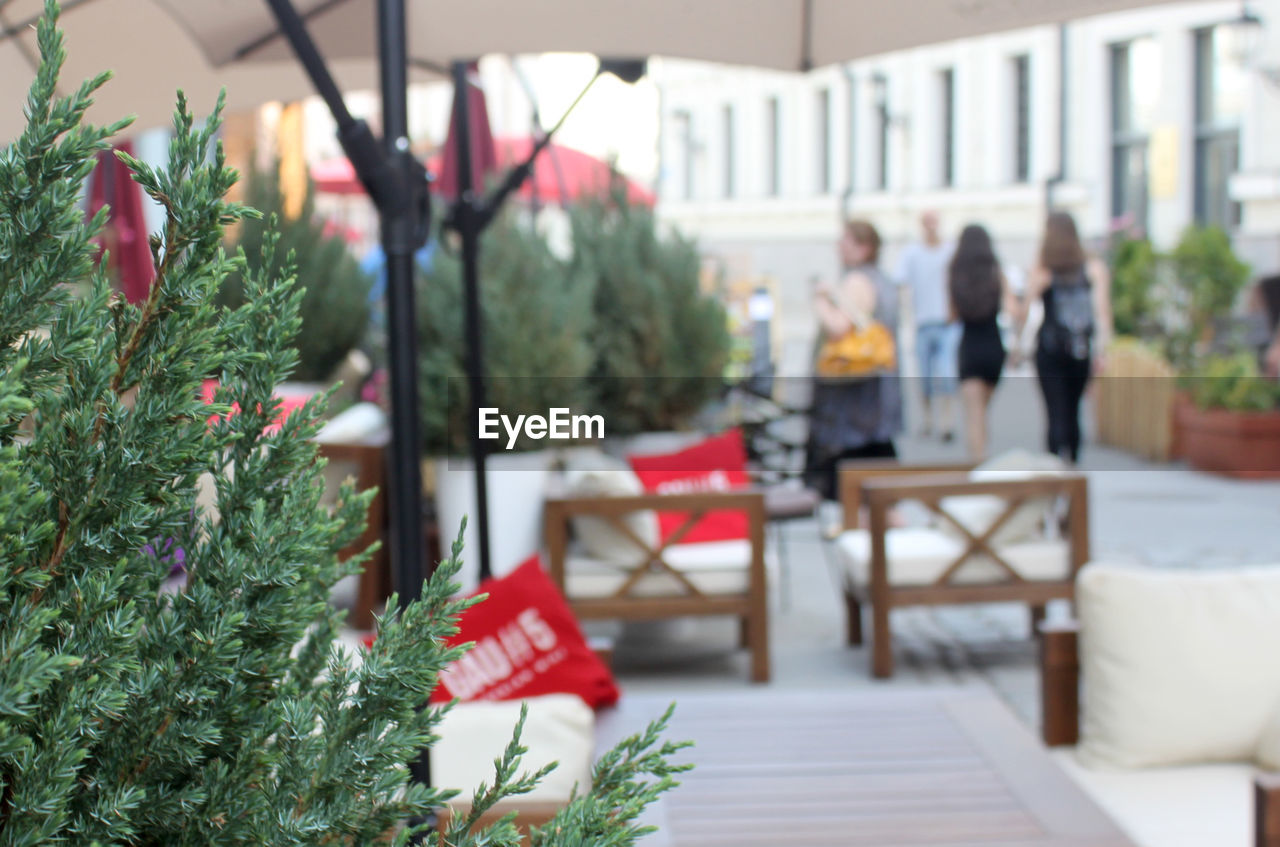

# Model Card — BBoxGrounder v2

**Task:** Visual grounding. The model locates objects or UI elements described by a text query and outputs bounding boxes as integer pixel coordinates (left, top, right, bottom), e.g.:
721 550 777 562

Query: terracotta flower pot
1177 402 1280 479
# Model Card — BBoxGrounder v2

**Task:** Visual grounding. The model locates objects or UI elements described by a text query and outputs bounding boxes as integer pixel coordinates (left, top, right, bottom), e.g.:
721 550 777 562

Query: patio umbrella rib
0 7 43 76
0 0 102 42
231 0 352 61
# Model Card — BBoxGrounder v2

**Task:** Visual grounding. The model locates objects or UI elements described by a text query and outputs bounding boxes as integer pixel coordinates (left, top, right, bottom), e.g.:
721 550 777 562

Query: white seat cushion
1054 751 1254 847
1076 562 1280 770
566 539 762 599
432 694 595 803
834 527 1071 587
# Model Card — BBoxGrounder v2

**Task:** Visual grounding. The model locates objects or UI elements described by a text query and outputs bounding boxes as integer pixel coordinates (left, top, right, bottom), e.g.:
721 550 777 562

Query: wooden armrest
1040 620 1080 747
838 461 975 529
546 490 766 517
436 800 565 843
1258 773 1280 847
860 472 1087 508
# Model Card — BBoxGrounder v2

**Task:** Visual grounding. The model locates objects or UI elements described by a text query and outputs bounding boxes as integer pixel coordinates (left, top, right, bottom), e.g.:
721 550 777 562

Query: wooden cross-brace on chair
544 491 770 683
836 463 1090 679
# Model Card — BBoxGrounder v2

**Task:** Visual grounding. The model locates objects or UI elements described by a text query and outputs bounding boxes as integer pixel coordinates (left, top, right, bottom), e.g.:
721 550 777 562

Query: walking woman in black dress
1018 212 1113 464
949 224 1015 459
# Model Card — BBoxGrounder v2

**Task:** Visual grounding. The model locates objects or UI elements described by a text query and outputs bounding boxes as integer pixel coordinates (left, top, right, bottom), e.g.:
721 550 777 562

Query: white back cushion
1077 562 1280 769
938 449 1067 546
432 694 595 803
563 451 660 565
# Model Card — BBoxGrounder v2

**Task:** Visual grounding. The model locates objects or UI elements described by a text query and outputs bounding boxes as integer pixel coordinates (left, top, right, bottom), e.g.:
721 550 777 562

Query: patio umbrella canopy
162 0 1176 72
0 0 433 142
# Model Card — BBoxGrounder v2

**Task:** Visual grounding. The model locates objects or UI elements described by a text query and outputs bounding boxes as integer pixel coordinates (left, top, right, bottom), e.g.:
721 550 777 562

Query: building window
939 68 955 188
872 73 889 191
1012 54 1031 183
1194 27 1245 230
1110 39 1160 232
766 96 781 197
846 71 856 196
673 109 694 201
722 104 735 199
816 88 831 194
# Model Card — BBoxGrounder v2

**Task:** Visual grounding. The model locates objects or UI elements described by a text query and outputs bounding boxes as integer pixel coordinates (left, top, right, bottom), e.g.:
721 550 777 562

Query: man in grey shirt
896 210 958 440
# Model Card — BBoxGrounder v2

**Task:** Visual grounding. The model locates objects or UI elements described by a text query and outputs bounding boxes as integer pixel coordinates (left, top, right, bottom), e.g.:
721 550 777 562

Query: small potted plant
1179 352 1280 478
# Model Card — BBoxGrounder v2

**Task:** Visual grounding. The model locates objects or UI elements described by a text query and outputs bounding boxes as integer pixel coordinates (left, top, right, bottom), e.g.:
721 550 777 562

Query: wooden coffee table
595 687 1134 846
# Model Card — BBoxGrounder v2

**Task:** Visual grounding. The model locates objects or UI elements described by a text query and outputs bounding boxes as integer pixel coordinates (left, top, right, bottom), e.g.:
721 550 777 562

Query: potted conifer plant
568 190 730 456
0 5 686 841
418 212 596 589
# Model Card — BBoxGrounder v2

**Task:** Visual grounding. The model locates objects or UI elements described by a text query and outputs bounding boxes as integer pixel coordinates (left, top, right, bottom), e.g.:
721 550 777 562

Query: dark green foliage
570 193 730 435
417 214 596 454
1108 236 1157 337
0 4 686 844
1192 353 1280 412
215 160 371 382
1170 225 1252 346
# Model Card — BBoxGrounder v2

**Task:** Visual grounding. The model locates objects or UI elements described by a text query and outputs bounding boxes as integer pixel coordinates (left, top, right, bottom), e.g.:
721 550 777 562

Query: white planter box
434 450 555 592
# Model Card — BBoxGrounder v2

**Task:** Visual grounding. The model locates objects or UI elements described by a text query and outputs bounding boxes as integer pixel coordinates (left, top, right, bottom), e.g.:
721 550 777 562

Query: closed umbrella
435 61 498 201
87 140 154 304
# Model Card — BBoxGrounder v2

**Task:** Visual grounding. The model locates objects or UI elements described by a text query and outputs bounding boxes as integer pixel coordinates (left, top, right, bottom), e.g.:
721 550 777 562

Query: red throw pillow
627 429 751 544
428 556 619 709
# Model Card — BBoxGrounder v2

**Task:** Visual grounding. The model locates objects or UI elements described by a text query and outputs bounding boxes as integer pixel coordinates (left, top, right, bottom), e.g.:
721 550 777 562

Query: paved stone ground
600 366 1280 732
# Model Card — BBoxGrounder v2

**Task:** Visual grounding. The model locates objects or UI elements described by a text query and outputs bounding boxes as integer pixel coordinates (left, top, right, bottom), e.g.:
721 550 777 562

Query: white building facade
652 1 1280 360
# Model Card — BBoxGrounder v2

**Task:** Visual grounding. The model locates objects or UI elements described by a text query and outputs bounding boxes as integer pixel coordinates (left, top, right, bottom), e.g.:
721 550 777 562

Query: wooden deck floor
596 687 1134 846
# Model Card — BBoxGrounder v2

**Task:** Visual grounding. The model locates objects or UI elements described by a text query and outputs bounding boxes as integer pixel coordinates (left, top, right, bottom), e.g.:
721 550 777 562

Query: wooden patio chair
834 460 1089 678
543 489 770 683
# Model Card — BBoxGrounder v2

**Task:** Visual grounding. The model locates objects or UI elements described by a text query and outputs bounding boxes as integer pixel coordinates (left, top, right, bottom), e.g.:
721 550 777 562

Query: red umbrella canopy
490 137 655 207
316 137 654 207
87 140 155 305
421 137 655 207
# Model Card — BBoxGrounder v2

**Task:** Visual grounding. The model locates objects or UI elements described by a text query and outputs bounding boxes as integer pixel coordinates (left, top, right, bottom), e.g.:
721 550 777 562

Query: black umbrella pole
377 0 432 812
451 59 494 584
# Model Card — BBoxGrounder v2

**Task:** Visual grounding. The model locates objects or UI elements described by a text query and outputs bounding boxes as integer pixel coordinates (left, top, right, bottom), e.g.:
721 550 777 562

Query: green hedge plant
570 192 730 435
417 213 596 455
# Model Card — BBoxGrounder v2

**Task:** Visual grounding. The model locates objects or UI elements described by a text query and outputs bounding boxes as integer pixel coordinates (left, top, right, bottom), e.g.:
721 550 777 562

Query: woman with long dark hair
948 224 1015 458
1018 212 1113 464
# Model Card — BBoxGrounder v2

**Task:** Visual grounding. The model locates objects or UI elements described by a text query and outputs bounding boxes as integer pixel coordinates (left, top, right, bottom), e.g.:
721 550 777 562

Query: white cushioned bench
1041 562 1280 847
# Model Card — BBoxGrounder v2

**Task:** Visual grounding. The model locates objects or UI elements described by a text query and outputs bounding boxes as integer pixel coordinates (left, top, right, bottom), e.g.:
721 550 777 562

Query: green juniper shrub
416 213 596 454
569 191 730 436
215 159 372 383
0 4 688 844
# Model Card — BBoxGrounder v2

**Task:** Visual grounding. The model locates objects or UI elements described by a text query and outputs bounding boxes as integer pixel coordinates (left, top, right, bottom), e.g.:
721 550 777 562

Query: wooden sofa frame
837 461 1090 679
544 490 770 683
1040 623 1280 847
316 441 389 630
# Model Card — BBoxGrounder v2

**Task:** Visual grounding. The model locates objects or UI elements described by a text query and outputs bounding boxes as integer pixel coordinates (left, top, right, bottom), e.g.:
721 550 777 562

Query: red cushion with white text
428 556 619 709
627 429 751 544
